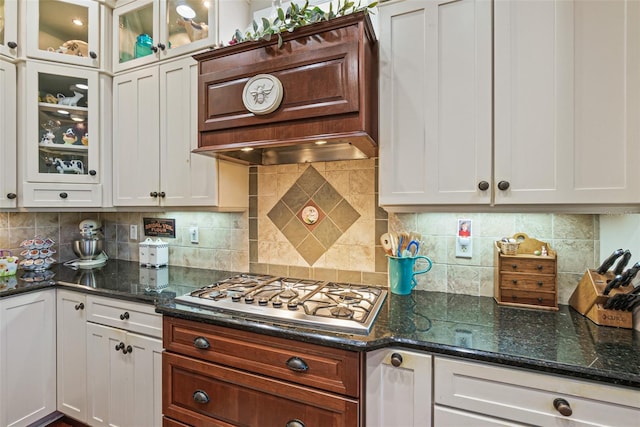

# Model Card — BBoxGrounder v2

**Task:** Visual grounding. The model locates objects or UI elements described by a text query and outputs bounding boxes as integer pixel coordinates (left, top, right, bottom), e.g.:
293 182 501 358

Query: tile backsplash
0 160 601 305
0 211 249 273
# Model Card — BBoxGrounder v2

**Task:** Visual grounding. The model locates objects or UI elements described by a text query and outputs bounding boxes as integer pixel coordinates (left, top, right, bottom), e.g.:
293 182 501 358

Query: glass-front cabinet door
25 0 100 68
114 0 216 73
24 62 99 185
0 0 18 58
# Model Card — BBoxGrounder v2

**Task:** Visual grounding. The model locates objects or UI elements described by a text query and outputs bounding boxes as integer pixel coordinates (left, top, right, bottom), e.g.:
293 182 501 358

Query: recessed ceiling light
176 5 196 19
71 116 84 122
72 18 84 26
57 110 70 115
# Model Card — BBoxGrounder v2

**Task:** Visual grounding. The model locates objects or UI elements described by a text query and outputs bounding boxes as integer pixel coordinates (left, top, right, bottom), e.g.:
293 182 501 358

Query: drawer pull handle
512 279 518 284
537 297 544 303
286 356 309 373
75 302 84 310
59 192 68 199
193 390 210 404
115 342 125 352
537 281 543 287
286 420 305 427
120 311 130 320
553 398 573 416
511 264 517 269
537 265 543 270
193 336 210 349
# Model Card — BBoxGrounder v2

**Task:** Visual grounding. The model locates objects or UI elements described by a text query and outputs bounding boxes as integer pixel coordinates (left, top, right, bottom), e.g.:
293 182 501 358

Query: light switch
455 219 472 258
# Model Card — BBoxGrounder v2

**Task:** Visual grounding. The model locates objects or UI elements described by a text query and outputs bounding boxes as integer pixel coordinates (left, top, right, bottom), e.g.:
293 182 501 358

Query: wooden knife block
569 270 632 328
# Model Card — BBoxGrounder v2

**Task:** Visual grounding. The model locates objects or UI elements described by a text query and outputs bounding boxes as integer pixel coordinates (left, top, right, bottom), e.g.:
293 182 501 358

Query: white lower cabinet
366 347 432 427
57 290 88 422
434 357 640 426
85 295 163 427
86 323 163 427
0 290 56 427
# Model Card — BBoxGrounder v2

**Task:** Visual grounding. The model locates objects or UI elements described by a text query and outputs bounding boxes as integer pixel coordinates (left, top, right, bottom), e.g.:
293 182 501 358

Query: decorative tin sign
143 217 176 238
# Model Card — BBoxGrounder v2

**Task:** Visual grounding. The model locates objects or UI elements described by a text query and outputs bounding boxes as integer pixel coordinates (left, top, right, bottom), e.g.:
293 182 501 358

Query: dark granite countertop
2 261 639 390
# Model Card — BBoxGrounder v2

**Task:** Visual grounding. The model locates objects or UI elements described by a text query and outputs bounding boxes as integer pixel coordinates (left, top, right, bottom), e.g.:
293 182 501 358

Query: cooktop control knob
244 295 254 304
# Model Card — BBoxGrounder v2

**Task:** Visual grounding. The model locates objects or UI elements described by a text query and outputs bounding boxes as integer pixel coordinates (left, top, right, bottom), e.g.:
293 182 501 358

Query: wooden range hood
193 12 378 165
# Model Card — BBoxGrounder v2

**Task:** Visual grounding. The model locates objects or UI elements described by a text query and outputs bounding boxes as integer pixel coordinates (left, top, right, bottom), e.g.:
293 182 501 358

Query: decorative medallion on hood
267 166 360 265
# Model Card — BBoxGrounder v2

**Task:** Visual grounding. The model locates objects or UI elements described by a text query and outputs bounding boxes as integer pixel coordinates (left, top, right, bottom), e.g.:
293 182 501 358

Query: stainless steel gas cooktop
175 274 387 335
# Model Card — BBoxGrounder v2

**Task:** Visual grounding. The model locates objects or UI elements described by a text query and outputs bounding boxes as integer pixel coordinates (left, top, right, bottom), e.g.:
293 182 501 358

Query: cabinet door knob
511 264 518 269
6 193 16 199
537 281 543 287
286 420 305 427
497 180 510 191
390 352 403 367
553 398 573 416
7 41 17 49
115 342 125 352
59 192 68 199
122 345 133 354
150 191 158 198
89 51 97 59
193 390 210 404
89 169 97 176
193 336 210 349
74 302 84 310
157 43 166 51
120 311 130 320
512 279 518 285
151 45 158 53
478 181 490 191
159 191 166 198
286 356 309 372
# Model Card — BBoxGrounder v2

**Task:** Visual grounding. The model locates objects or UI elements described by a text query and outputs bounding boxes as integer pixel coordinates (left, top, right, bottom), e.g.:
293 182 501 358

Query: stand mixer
64 219 109 269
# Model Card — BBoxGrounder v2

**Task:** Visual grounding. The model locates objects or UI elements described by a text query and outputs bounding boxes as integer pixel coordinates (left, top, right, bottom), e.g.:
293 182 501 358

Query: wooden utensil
380 233 394 256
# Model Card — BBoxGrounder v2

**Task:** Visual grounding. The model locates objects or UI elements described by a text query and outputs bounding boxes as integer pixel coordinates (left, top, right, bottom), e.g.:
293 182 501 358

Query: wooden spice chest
494 234 558 311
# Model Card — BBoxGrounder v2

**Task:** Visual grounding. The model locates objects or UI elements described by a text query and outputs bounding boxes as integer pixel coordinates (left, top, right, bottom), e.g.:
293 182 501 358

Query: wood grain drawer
499 273 556 291
434 357 640 426
499 258 556 274
499 289 556 308
86 295 162 338
163 317 360 397
163 352 359 427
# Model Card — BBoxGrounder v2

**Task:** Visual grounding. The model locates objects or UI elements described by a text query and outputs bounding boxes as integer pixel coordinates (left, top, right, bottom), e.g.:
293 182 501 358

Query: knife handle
613 250 632 275
596 249 624 275
603 274 623 296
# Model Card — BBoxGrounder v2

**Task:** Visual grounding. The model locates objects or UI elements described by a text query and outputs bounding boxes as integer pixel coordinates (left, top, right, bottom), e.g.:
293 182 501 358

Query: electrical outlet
189 226 199 244
455 219 472 258
129 224 138 240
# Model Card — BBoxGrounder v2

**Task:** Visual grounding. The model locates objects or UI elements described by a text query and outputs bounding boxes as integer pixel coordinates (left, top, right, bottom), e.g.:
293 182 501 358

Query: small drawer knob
390 353 403 367
286 356 309 372
74 302 84 310
553 398 573 416
193 390 210 404
193 336 210 349
120 311 130 320
286 420 305 427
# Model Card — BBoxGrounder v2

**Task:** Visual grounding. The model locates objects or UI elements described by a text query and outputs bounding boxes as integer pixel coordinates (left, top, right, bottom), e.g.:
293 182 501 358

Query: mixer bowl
72 239 104 260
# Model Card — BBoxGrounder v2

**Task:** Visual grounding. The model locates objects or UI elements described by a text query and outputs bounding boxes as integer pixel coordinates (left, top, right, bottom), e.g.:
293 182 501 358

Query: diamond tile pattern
268 166 361 265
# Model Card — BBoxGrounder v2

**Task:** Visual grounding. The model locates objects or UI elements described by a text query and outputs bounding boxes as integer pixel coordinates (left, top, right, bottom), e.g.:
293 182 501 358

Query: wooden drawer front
500 273 555 291
500 289 556 308
163 352 359 427
86 295 162 338
164 415 233 427
435 357 640 426
163 317 359 397
500 258 555 274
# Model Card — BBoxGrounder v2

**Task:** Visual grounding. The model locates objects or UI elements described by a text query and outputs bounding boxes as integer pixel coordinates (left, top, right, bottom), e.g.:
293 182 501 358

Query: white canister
147 238 168 268
139 237 153 266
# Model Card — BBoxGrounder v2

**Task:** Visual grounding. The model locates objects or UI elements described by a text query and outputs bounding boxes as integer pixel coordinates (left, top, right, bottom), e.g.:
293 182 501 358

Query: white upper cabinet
0 0 18 58
378 0 492 207
379 0 640 209
24 0 101 68
494 0 640 205
113 0 217 73
19 61 106 207
0 58 16 208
